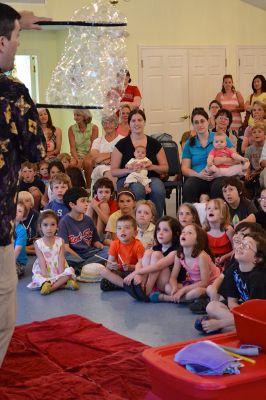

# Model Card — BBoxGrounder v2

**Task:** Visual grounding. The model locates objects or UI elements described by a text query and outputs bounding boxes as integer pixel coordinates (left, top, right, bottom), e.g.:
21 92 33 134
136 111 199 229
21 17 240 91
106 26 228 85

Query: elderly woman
90 114 123 187
38 108 62 160
182 107 234 203
68 109 98 188
111 109 168 218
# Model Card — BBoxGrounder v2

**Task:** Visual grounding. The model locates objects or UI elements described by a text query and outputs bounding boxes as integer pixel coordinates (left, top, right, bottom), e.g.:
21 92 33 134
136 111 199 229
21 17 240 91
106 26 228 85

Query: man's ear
0 35 6 52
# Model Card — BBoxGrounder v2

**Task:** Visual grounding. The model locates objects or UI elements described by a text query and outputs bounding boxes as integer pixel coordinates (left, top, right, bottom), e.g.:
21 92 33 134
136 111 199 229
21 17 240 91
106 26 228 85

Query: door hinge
141 59 144 68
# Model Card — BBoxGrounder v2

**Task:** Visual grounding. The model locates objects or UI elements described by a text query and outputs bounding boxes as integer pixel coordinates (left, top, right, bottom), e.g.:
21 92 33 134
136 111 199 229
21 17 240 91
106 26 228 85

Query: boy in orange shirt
100 215 144 291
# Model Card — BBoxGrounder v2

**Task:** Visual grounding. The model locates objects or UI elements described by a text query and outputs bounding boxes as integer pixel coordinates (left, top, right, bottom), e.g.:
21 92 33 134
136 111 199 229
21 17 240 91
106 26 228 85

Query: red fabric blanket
0 314 151 399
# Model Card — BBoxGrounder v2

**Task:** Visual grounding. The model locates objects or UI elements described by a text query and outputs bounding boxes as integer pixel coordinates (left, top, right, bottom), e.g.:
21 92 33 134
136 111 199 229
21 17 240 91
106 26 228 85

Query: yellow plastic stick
224 350 256 364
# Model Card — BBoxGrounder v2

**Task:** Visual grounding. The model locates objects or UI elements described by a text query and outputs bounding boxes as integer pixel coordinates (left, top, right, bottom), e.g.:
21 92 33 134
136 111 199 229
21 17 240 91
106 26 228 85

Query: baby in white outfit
124 145 151 193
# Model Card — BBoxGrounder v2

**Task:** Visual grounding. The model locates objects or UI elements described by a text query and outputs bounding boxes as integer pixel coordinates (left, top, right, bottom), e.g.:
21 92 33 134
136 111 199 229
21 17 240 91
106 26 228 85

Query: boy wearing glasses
195 231 266 334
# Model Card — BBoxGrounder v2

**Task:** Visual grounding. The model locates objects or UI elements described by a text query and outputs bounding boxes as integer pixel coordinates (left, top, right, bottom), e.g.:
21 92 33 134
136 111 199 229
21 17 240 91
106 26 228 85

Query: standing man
0 3 49 366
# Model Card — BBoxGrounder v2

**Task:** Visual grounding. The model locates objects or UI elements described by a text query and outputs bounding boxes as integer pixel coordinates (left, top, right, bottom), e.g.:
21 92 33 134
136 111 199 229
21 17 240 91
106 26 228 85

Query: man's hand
20 11 52 30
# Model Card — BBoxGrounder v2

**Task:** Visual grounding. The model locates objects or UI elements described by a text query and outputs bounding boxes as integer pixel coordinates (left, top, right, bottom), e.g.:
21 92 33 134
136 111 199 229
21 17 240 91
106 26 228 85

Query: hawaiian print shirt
0 73 46 245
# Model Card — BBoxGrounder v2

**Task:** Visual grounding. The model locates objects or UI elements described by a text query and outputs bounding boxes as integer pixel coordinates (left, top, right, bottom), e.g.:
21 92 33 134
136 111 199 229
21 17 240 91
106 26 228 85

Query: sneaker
40 281 52 295
100 278 120 291
189 298 210 314
65 279 79 290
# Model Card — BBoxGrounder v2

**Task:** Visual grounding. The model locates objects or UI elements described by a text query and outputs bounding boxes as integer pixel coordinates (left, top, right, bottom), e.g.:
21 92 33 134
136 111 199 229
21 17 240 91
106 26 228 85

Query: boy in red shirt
100 215 144 291
87 177 118 240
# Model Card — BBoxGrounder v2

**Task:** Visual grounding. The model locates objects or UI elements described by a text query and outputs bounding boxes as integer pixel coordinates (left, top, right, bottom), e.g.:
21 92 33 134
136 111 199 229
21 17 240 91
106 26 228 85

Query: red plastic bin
143 332 266 400
232 299 266 351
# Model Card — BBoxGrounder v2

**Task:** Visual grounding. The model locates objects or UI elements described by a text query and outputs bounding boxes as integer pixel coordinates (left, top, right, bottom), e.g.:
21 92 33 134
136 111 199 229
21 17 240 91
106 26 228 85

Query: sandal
189 297 210 314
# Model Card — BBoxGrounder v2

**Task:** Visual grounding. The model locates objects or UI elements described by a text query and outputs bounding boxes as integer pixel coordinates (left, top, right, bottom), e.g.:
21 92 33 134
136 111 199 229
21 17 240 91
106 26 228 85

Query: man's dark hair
63 187 89 210
0 3 21 40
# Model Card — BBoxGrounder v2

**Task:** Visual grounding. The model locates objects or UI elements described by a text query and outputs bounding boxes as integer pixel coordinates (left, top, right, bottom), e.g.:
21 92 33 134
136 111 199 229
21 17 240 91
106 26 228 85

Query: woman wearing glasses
181 108 234 202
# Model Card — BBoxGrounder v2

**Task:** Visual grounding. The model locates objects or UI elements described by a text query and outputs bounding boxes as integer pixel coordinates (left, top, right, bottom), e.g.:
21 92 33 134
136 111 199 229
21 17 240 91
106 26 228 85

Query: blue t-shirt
44 200 69 220
182 132 233 173
14 223 28 265
58 214 100 258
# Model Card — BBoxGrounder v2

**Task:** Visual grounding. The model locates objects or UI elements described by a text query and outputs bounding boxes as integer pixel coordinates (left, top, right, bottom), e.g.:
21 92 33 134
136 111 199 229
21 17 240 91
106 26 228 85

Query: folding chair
160 140 183 215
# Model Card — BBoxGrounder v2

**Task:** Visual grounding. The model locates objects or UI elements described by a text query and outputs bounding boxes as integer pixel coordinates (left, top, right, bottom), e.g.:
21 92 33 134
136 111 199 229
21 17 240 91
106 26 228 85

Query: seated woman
38 108 62 160
208 99 222 131
116 104 131 137
111 109 168 219
90 114 123 187
68 109 98 188
181 107 234 203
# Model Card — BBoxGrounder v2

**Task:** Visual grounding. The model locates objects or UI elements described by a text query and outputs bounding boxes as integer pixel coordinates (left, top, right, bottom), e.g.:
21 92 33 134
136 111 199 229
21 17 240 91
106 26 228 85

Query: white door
238 47 266 99
140 47 189 143
140 46 226 143
189 48 226 110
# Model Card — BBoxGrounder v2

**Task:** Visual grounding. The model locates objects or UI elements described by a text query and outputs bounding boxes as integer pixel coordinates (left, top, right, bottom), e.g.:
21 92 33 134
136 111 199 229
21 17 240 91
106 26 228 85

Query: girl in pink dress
27 210 78 295
156 224 220 303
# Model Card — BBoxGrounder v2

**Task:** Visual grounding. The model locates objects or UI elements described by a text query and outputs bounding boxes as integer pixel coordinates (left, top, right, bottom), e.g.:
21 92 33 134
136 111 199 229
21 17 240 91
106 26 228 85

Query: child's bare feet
201 318 222 333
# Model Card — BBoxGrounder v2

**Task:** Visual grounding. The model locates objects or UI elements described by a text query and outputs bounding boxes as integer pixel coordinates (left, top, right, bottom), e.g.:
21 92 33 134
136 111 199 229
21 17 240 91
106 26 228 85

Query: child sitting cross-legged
58 187 109 275
44 173 71 220
123 216 183 302
100 215 145 291
27 210 78 295
196 232 266 334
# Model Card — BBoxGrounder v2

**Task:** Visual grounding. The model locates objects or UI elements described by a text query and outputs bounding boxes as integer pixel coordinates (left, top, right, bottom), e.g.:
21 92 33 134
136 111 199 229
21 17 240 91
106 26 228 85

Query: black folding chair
160 140 183 215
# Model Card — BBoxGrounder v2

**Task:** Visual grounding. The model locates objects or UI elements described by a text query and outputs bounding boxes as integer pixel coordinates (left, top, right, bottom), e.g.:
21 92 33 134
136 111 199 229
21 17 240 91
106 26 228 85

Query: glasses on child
259 197 266 202
235 241 256 252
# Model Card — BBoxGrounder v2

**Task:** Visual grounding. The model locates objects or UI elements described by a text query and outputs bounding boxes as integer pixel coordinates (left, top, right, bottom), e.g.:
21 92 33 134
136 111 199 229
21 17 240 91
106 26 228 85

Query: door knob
181 114 190 120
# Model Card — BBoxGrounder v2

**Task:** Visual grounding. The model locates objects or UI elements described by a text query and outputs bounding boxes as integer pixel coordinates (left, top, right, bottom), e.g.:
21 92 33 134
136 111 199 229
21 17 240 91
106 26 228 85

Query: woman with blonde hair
68 109 99 188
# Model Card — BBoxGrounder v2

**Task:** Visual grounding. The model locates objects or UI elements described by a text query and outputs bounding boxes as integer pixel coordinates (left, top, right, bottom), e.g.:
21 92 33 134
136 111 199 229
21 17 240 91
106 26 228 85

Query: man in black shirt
0 3 49 366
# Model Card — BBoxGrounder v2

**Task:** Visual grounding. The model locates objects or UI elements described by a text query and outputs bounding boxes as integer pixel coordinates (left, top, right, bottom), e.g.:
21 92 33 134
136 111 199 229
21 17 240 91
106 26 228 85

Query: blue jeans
65 246 109 274
117 176 166 219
